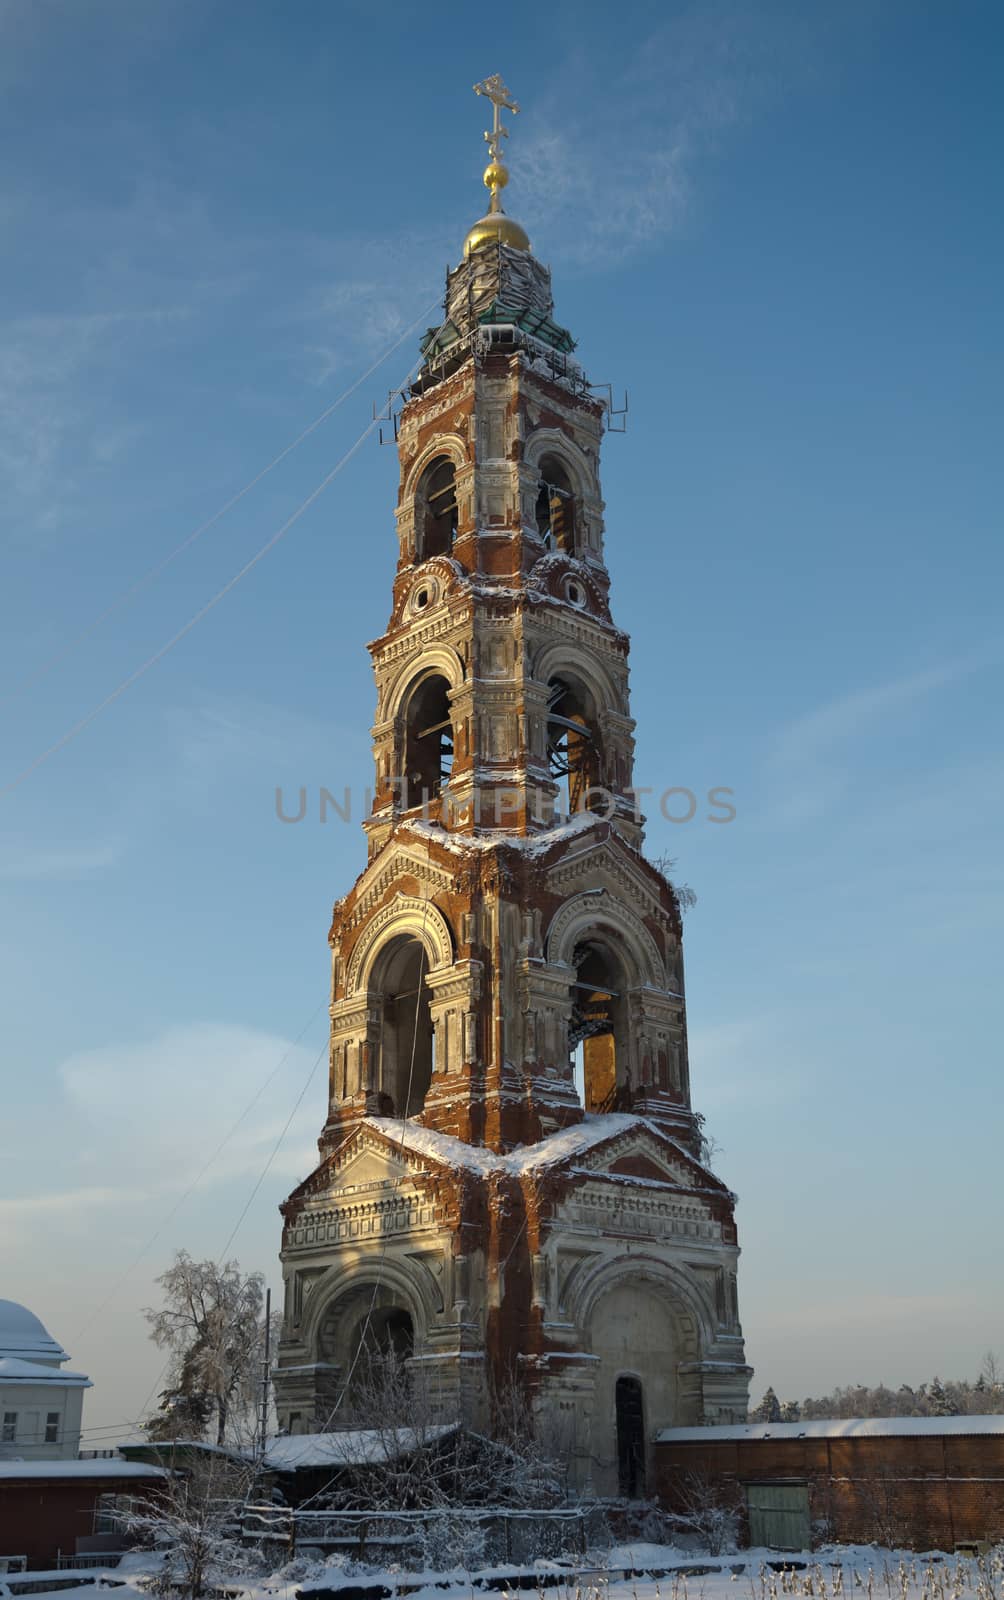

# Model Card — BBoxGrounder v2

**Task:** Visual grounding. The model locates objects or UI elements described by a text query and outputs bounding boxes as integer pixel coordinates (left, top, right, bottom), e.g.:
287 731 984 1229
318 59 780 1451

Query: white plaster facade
0 1301 91 1461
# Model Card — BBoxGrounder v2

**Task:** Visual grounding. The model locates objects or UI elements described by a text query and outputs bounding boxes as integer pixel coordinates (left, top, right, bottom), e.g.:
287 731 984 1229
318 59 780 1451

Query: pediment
545 838 675 924
342 841 457 924
574 1131 695 1189
282 1124 416 1217
554 1119 730 1197
327 1144 409 1192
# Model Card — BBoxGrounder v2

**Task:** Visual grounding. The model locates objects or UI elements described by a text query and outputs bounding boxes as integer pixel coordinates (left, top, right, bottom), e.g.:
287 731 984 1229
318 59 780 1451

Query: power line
215 1039 327 1265
1 356 418 799
70 997 328 1348
128 1036 328 1436
0 301 438 709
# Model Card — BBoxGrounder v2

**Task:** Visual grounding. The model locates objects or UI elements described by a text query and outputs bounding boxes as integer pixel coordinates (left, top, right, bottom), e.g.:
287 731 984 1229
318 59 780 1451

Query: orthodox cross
473 74 520 164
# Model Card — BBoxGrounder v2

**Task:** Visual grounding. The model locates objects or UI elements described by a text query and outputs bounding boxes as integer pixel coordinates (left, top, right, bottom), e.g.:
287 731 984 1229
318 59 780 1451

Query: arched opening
615 1375 647 1498
547 675 602 815
416 455 458 559
355 1305 414 1384
319 1287 418 1415
588 1278 680 1496
570 937 629 1114
403 673 453 810
535 455 577 554
369 935 434 1116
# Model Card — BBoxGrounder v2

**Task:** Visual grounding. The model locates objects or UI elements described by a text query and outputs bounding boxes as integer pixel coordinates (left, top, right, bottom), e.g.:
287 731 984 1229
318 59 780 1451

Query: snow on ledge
658 1415 1004 1442
0 1459 168 1479
264 1424 457 1471
0 1357 92 1387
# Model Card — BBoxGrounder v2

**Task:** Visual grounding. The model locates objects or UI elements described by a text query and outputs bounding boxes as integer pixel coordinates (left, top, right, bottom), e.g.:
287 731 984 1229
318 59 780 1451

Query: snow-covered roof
0 1300 70 1366
658 1415 1004 1443
264 1424 457 1472
363 1112 703 1182
0 1460 167 1480
0 1357 92 1388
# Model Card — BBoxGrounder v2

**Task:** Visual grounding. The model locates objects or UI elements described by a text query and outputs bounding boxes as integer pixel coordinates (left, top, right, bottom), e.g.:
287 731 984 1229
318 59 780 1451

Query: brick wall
654 1433 1004 1549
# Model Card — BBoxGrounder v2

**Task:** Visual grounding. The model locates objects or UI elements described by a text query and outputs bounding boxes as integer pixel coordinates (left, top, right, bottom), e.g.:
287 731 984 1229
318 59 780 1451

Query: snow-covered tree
127 1457 264 1599
303 1357 571 1514
668 1471 740 1554
751 1386 781 1423
144 1251 277 1447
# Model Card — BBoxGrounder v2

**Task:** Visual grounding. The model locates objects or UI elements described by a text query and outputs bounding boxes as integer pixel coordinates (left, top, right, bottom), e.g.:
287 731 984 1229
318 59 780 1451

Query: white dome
0 1300 69 1365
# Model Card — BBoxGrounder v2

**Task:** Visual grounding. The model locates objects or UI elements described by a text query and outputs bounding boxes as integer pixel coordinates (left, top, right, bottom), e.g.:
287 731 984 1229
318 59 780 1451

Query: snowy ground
4 1544 1002 1600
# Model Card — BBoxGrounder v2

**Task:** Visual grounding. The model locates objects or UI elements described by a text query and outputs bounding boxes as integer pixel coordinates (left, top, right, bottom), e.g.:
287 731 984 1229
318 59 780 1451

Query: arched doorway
616 1375 646 1497
369 935 434 1116
589 1279 679 1497
318 1285 418 1416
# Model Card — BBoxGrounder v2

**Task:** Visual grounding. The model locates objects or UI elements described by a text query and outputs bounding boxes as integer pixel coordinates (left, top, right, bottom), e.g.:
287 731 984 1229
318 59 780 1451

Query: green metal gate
746 1482 810 1551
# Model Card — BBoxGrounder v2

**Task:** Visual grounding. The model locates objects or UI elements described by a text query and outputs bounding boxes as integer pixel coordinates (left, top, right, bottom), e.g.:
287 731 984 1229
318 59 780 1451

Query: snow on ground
7 1544 1001 1600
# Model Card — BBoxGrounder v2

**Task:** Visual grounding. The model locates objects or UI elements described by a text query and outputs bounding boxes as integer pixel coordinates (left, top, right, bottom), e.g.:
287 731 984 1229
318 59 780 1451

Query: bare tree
667 1470 740 1554
144 1251 277 1447
297 1359 571 1514
646 851 697 913
126 1456 263 1599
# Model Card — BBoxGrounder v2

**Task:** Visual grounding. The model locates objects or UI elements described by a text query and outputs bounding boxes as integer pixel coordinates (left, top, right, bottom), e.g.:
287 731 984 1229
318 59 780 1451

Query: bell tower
274 79 751 1495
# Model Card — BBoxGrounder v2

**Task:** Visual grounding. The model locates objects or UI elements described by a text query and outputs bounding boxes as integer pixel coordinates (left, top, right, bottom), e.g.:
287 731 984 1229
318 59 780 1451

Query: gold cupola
463 74 531 258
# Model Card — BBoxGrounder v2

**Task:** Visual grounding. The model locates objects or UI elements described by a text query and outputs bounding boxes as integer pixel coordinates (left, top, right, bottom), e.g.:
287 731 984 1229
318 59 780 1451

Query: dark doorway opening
616 1375 646 1497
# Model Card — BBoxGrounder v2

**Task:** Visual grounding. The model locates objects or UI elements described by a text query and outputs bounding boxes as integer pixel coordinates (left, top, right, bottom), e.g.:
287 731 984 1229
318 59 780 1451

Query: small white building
0 1300 91 1461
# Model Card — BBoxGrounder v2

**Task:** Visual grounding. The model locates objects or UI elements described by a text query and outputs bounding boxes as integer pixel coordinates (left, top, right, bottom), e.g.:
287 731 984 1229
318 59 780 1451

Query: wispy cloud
512 3 821 268
0 1185 136 1222
0 306 188 537
0 840 122 881
766 648 1001 824
59 1020 323 1193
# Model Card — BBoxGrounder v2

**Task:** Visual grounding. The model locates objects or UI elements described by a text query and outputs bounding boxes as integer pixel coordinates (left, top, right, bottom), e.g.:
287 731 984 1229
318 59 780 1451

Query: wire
126 1036 328 1439
215 1038 327 1265
0 301 439 708
0 355 419 799
70 997 328 1348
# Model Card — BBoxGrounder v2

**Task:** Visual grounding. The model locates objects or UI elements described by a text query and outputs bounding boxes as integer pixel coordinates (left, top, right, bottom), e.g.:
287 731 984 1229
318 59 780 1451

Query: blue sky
1 0 1002 1444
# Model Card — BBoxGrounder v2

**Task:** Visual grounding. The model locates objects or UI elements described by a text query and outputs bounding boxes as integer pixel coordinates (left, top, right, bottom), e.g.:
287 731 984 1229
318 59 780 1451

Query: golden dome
464 206 531 258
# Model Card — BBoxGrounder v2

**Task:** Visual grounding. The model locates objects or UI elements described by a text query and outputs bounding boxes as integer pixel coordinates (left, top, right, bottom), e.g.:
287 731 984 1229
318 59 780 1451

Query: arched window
416 456 458 559
570 937 629 1114
369 935 434 1117
535 455 577 554
615 1375 646 1498
547 675 601 816
403 674 453 811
